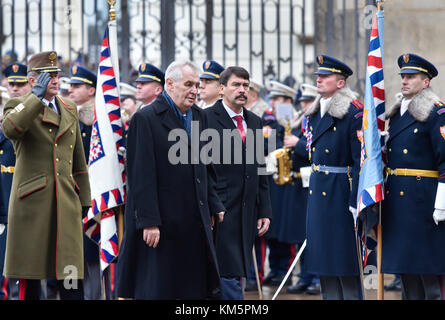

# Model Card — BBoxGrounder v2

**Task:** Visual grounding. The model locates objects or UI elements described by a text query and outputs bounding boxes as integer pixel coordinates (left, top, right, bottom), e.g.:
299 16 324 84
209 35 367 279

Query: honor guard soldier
135 63 164 109
198 60 224 109
302 55 364 300
69 65 97 161
260 80 300 288
2 51 91 300
3 63 31 99
0 63 31 300
68 65 102 300
286 83 321 295
245 79 268 117
382 53 445 300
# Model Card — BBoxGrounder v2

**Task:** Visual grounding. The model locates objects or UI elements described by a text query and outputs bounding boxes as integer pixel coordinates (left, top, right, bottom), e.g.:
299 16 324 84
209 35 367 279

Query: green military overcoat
2 93 90 280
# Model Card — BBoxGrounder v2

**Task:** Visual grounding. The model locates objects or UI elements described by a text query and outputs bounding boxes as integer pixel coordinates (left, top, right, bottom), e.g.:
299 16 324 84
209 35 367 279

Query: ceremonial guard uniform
261 81 302 287
2 51 91 299
0 63 29 300
382 53 445 300
69 65 102 300
135 63 164 110
0 117 16 301
197 60 224 109
299 55 363 299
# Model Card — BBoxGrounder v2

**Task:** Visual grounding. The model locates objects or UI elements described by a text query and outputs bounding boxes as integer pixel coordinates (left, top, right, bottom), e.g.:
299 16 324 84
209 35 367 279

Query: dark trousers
267 239 295 276
319 276 363 300
296 242 319 285
19 279 84 300
220 277 243 300
401 274 444 300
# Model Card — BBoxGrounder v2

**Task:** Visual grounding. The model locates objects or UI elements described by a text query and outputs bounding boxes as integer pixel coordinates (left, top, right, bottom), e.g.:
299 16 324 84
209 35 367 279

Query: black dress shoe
384 278 401 291
269 275 292 287
305 283 321 295
287 283 310 294
245 279 259 292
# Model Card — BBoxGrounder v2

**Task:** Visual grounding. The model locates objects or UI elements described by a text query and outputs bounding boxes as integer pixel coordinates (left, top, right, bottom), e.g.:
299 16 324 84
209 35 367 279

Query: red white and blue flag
356 9 385 264
83 21 125 272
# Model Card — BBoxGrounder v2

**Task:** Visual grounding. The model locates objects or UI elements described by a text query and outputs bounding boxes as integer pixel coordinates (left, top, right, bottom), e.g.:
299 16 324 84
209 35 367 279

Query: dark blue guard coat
382 91 445 275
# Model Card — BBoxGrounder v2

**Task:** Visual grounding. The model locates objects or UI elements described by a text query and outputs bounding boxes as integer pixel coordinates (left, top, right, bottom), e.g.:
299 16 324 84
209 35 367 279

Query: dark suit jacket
117 93 224 299
205 100 272 278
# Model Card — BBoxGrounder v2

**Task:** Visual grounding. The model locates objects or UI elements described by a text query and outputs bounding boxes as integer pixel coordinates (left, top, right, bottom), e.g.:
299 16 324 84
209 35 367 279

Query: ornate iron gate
1 0 370 94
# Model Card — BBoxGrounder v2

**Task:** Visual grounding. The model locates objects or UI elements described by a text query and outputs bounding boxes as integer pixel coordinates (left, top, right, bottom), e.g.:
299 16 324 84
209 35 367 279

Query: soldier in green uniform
2 51 91 300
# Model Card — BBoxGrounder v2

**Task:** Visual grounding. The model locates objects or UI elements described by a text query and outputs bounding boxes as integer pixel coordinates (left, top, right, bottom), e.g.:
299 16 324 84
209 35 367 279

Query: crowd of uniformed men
0 45 444 300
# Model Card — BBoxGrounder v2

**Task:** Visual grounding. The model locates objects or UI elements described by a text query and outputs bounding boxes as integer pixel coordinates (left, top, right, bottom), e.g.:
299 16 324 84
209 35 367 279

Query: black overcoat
117 94 224 299
204 101 272 278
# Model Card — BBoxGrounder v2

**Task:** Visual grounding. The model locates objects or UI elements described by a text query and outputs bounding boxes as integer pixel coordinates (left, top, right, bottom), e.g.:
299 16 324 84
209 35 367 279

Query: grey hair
164 59 200 90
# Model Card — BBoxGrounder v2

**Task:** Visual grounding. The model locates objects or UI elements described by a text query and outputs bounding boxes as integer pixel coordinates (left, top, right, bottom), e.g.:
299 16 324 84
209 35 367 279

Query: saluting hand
31 72 51 100
143 226 160 248
257 218 270 237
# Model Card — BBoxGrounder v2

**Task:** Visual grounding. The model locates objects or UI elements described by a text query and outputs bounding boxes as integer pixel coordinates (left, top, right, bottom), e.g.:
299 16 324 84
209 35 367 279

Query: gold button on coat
309 190 312 195
49 129 53 133
414 128 418 134
312 147 316 152
403 149 408 154
322 192 327 196
400 191 404 196
333 127 337 131
82 133 86 137
325 149 329 153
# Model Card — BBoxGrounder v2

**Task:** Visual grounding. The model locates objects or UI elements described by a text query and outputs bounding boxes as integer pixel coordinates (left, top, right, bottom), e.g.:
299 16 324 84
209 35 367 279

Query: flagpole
376 0 385 301
252 247 263 300
377 203 384 300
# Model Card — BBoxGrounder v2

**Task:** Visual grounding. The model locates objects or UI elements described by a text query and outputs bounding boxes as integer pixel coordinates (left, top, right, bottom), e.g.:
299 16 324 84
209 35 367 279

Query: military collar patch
437 108 445 115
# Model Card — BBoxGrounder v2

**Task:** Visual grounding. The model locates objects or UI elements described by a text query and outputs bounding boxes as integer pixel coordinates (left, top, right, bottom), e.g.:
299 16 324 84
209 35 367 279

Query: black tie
49 102 57 113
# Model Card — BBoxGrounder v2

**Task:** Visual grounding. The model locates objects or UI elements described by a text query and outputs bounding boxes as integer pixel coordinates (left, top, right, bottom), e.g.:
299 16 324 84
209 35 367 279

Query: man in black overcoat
205 66 272 299
116 59 225 300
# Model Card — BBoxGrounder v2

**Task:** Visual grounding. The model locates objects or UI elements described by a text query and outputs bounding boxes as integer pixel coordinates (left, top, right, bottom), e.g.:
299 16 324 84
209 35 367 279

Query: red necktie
233 115 246 143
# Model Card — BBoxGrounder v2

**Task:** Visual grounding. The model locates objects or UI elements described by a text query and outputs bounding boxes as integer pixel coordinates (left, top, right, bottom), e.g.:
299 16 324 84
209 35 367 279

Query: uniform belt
1 165 15 173
311 164 350 174
386 168 438 178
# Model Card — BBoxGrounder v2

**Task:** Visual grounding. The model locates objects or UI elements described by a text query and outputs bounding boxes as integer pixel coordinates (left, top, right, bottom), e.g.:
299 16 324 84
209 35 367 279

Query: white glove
0 224 5 235
433 209 445 226
349 206 358 222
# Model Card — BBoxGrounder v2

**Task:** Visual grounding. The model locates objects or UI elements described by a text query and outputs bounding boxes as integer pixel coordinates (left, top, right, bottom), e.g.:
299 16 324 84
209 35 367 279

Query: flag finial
108 0 116 21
